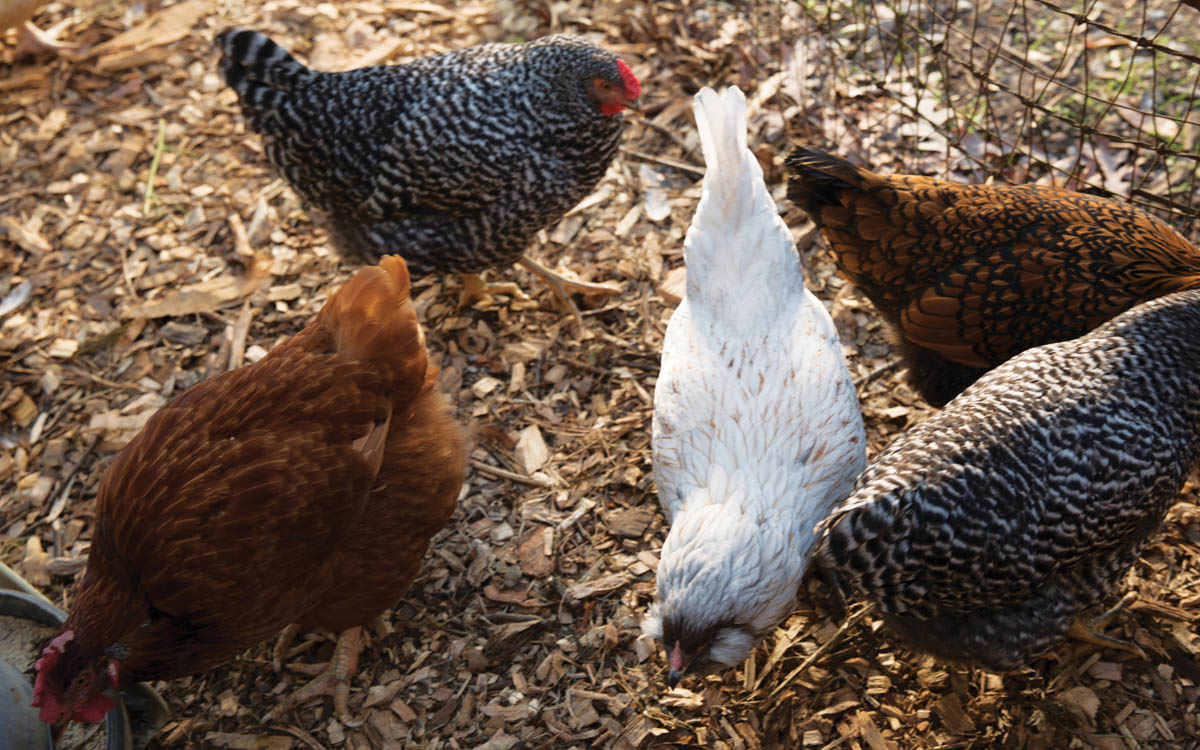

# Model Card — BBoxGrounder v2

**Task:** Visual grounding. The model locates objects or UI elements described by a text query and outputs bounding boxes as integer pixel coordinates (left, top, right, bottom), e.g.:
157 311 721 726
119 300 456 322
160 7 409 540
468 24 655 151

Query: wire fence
788 0 1200 240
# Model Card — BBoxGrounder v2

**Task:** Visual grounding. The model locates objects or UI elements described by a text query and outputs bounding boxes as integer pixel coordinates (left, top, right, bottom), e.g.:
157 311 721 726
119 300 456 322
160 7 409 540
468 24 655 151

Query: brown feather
786 146 1200 405
44 256 466 695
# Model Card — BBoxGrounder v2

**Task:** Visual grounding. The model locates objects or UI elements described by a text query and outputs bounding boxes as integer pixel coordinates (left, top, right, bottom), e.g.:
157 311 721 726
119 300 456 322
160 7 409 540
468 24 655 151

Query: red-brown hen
32 256 466 727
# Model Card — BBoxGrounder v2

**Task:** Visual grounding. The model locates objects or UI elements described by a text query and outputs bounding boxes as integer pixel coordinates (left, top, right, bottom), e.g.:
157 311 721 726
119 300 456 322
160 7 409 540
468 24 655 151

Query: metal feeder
0 562 170 750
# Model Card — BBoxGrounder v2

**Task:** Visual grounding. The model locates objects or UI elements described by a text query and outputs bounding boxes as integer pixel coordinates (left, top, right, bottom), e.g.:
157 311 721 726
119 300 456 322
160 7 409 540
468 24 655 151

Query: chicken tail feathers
784 147 878 214
693 86 751 193
217 27 317 109
318 256 429 404
684 87 804 308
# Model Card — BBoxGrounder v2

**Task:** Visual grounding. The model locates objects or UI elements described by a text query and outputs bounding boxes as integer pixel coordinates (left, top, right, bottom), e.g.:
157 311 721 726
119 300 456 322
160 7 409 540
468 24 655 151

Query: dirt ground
2 1 1199 749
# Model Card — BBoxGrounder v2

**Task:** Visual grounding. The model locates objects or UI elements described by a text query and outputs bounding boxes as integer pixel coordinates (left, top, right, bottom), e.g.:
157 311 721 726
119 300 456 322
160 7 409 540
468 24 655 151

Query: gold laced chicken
786 147 1200 406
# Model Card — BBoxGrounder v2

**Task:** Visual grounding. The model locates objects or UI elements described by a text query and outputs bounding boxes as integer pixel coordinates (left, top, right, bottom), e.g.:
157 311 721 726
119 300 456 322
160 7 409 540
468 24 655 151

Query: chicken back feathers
34 256 465 723
817 288 1200 671
217 28 637 275
785 147 1200 405
645 87 866 681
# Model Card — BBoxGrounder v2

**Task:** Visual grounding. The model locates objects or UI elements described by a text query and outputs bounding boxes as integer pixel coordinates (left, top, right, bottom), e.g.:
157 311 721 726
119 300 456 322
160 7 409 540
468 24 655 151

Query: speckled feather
817 288 1200 671
218 29 633 275
645 88 866 674
785 148 1200 405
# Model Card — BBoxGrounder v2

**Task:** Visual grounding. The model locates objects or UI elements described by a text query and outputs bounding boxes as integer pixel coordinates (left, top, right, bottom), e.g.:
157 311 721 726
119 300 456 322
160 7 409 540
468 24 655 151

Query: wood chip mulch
2 1 1198 749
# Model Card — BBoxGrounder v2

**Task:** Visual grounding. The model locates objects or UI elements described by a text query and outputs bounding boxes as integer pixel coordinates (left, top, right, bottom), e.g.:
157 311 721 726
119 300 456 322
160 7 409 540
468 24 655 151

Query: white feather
645 86 867 666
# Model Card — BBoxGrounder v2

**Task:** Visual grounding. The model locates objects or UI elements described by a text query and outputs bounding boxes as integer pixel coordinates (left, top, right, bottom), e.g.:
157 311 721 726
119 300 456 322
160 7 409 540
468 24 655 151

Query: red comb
617 60 641 100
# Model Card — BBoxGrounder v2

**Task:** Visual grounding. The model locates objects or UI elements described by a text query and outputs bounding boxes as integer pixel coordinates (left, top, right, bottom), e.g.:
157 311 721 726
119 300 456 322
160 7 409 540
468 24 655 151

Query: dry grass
2 1 1199 749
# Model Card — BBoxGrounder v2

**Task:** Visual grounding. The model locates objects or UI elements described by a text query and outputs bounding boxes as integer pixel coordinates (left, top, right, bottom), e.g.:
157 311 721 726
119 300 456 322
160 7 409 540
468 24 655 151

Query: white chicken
643 86 867 685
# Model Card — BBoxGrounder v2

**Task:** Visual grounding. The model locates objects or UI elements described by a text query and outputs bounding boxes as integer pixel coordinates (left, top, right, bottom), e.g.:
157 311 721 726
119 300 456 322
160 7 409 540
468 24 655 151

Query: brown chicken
32 256 467 726
786 147 1200 405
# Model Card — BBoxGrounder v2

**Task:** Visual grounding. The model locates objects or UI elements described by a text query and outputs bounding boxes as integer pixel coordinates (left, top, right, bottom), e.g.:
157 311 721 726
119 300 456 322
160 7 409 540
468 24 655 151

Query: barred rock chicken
3 0 82 56
217 28 641 315
817 288 1200 671
786 147 1200 406
32 256 467 726
644 87 866 686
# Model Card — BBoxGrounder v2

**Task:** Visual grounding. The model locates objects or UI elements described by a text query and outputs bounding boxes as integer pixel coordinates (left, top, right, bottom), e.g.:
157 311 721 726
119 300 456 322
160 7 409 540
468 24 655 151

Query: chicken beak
666 640 689 687
624 97 643 115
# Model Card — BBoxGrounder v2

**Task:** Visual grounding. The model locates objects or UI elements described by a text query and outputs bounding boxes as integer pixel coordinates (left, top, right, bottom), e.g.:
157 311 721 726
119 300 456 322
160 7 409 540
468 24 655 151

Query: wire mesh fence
787 0 1200 240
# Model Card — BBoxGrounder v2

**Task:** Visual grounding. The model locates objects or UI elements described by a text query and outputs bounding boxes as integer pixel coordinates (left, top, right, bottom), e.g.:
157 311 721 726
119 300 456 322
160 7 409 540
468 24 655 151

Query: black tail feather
785 146 876 212
216 27 316 108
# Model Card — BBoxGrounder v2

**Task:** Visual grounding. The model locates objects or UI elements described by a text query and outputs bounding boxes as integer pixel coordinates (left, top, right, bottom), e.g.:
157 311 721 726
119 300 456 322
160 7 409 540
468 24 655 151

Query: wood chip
513 425 550 474
606 506 654 538
567 573 630 600
657 265 687 306
934 693 977 733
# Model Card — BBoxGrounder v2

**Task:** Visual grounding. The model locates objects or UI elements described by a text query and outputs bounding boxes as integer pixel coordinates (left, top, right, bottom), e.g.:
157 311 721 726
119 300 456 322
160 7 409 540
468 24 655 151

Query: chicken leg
1066 591 1145 658
263 626 364 726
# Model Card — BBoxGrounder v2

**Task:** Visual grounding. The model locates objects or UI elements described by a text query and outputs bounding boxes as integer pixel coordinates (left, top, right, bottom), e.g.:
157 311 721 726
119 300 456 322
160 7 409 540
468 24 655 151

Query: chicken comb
617 60 641 100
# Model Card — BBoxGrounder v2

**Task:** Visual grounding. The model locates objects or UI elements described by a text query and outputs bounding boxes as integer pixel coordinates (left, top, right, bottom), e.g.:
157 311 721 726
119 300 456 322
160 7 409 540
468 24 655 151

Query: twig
767 602 875 700
620 147 706 177
469 459 554 487
120 241 139 301
633 116 700 159
39 435 99 527
854 361 899 388
228 302 255 372
142 118 166 216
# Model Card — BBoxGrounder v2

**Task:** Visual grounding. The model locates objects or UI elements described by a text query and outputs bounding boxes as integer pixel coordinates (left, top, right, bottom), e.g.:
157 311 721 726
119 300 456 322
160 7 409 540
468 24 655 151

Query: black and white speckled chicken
217 28 641 315
786 147 1200 406
816 288 1200 671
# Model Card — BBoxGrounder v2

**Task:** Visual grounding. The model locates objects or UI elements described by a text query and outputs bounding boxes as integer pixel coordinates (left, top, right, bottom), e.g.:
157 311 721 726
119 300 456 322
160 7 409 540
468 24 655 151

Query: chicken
816 288 1200 671
785 147 1200 406
217 28 641 316
3 0 82 57
643 88 866 686
32 256 467 726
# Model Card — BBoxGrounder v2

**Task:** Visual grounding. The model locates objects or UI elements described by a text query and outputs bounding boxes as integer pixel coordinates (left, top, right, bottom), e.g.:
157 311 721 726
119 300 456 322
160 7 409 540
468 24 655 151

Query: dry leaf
1056 686 1101 728
1 216 52 255
517 527 553 577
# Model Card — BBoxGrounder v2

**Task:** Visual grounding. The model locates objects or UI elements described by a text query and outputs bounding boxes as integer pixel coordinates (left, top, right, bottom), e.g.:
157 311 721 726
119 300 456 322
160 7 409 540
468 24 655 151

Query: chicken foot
263 626 364 726
457 273 532 309
518 255 621 321
1066 591 1145 658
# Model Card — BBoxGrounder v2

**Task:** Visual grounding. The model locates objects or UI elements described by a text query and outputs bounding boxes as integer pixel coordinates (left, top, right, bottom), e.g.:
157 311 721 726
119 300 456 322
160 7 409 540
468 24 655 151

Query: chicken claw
263 626 364 726
518 255 621 322
1066 591 1145 659
271 623 304 673
457 273 532 309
